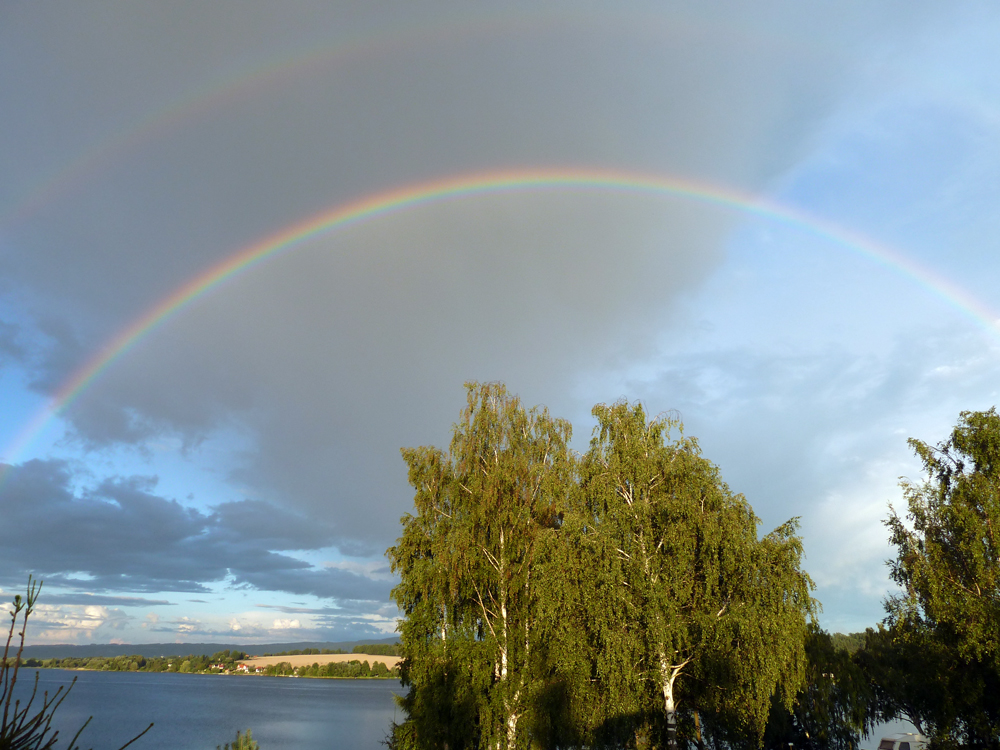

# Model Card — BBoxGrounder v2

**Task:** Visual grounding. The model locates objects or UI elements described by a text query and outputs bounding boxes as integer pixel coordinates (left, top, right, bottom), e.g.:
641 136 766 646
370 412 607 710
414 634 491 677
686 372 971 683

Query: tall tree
578 402 815 748
882 408 1000 746
388 382 574 750
760 625 875 750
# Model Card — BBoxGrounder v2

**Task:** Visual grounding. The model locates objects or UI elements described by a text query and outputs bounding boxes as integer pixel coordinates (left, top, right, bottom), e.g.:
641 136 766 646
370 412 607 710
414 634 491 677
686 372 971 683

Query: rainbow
3 167 998 471
1 10 794 230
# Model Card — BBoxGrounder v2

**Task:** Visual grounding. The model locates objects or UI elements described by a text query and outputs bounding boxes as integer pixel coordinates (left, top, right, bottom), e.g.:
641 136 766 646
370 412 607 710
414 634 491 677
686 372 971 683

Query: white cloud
174 617 200 634
29 603 131 643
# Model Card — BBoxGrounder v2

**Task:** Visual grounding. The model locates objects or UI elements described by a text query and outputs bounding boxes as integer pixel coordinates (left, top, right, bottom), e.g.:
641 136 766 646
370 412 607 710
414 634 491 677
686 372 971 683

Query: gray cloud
41 594 175 607
0 3 878 558
0 459 388 602
0 320 24 365
2 2 997 637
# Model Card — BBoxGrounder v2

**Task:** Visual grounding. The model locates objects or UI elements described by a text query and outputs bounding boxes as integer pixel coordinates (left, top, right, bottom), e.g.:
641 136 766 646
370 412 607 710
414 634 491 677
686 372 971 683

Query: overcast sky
2 1 1000 645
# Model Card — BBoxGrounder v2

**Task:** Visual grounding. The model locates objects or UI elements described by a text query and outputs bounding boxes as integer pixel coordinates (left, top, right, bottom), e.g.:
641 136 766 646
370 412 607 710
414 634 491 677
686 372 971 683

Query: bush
217 729 260 749
0 577 153 750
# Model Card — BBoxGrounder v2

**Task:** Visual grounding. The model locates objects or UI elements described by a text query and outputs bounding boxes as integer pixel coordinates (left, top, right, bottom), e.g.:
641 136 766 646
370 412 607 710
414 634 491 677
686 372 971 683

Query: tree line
386 383 1000 749
26 650 247 673
262 659 397 678
26 652 399 679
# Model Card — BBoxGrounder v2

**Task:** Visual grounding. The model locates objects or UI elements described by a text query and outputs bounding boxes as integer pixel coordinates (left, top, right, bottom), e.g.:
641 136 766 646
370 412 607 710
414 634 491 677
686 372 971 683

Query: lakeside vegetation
23 651 400 679
260 659 397 678
387 384 1000 750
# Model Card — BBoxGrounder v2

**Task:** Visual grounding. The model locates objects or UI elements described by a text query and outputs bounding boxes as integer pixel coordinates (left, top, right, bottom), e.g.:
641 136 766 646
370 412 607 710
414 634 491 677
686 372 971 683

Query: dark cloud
41 594 175 607
28 316 90 394
211 499 337 551
0 320 25 364
0 459 388 602
0 2 883 559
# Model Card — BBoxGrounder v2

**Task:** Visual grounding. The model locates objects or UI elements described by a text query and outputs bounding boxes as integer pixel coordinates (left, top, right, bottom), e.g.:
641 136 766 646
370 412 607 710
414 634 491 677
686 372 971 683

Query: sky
2 1 1000 646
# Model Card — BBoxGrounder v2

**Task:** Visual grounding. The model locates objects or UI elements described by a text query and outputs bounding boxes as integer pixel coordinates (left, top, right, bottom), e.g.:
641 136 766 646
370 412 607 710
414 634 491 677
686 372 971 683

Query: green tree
760 625 874 750
882 408 1000 746
388 382 574 750
577 402 815 748
856 622 943 737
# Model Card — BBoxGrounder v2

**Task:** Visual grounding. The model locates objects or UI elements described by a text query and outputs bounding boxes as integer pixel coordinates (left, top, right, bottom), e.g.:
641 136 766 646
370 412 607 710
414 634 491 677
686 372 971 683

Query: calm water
10 669 918 750
11 669 403 750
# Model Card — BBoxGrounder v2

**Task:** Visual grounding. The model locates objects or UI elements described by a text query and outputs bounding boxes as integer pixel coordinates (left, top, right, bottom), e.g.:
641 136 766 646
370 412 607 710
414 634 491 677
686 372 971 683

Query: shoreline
29 666 401 680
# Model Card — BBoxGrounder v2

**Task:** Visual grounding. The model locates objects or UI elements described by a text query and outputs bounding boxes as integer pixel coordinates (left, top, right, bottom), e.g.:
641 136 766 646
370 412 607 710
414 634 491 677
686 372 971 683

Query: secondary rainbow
2 10 810 231
4 9 721 228
3 167 998 470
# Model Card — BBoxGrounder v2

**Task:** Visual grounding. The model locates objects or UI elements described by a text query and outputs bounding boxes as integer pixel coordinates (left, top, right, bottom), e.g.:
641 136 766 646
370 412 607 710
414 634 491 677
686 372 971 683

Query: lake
11 669 403 750
11 669 919 749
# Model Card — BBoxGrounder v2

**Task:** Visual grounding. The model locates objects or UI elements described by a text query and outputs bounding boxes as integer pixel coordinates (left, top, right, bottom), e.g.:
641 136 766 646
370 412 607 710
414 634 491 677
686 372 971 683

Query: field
243 653 402 669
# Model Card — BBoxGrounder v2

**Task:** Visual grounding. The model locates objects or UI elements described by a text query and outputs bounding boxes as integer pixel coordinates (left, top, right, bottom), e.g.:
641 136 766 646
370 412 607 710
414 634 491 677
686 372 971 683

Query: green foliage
34 653 214 673
575 401 815 748
1 577 153 750
879 408 1000 747
388 382 573 750
388 387 815 750
759 625 875 750
217 729 259 750
261 648 344 657
259 658 394 679
828 632 866 655
856 623 945 737
210 650 247 666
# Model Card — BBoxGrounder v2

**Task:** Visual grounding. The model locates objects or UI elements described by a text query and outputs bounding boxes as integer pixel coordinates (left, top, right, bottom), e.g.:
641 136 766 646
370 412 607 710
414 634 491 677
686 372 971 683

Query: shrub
0 576 153 750
217 729 260 749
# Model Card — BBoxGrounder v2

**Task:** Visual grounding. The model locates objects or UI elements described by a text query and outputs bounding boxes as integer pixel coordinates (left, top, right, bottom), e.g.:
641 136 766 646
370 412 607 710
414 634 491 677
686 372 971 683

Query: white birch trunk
491 528 520 750
658 648 683 750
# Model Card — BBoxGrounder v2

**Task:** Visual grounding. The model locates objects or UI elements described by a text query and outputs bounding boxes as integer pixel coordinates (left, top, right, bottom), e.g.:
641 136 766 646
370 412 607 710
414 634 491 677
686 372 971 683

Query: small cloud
174 616 200 634
141 612 160 630
272 619 301 630
323 560 394 581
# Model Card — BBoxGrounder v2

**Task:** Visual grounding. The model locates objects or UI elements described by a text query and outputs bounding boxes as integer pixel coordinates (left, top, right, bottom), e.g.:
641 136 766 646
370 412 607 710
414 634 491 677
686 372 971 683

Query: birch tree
579 401 815 748
882 408 1000 745
389 444 481 750
388 382 573 750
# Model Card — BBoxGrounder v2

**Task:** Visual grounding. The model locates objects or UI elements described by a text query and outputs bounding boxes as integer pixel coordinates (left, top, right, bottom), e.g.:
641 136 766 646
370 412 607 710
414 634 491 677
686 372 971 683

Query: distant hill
19 637 399 660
